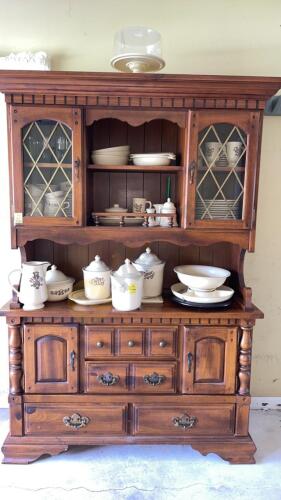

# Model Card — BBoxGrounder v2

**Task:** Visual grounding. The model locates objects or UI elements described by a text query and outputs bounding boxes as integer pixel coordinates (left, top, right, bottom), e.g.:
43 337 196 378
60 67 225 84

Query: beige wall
0 0 280 396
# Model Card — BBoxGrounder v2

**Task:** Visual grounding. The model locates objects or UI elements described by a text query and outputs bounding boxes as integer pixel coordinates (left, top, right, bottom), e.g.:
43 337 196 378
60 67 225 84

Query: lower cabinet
24 403 128 435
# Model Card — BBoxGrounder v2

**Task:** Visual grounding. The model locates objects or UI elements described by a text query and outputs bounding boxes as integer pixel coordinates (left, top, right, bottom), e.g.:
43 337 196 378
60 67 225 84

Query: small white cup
226 142 243 165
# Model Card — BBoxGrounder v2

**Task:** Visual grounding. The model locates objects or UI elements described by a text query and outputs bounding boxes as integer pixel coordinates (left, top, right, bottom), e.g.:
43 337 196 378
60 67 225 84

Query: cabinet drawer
116 328 145 357
131 363 177 393
24 403 127 435
84 362 129 393
147 328 177 357
133 404 235 436
84 327 114 358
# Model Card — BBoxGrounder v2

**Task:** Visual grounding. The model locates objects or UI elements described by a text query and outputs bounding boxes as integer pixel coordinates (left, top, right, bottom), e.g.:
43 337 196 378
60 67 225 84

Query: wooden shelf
0 297 264 320
88 164 182 172
24 162 72 169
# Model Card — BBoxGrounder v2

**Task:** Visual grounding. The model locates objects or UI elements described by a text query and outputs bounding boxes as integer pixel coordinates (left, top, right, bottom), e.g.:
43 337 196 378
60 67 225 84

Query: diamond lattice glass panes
196 123 246 221
23 120 72 217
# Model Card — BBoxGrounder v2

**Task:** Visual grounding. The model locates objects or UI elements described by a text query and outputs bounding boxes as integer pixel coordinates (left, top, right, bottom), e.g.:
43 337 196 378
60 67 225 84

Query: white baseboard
251 397 281 410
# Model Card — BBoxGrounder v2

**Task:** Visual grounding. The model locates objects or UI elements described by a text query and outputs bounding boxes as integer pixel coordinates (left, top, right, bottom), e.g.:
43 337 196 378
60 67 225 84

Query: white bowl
131 155 172 166
47 278 75 302
174 265 230 291
91 153 129 166
93 146 129 154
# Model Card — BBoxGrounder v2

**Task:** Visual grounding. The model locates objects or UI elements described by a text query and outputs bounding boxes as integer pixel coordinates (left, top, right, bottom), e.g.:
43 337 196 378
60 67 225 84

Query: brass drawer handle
128 340 135 347
63 413 90 430
97 372 120 386
159 340 167 348
96 341 104 348
172 413 197 429
143 372 166 386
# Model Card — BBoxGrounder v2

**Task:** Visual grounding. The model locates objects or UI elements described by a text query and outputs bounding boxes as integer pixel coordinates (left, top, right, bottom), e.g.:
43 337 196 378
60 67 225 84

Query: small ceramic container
133 247 165 298
111 258 143 311
83 255 111 299
45 265 75 301
160 198 178 227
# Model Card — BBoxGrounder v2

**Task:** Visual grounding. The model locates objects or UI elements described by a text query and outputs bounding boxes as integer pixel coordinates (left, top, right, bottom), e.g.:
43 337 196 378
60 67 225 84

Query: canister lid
45 265 73 284
84 255 110 272
134 247 163 269
115 258 143 279
105 204 128 213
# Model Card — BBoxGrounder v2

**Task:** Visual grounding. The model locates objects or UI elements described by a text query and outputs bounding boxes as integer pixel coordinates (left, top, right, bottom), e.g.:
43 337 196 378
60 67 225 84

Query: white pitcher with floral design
8 261 50 311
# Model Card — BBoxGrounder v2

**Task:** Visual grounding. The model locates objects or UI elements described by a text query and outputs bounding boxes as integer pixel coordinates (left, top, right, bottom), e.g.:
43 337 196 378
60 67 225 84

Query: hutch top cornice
0 70 280 109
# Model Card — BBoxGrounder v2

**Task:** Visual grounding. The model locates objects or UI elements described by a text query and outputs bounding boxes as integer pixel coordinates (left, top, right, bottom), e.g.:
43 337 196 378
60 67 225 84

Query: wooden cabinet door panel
133 404 235 436
182 327 237 394
24 403 128 436
24 324 78 393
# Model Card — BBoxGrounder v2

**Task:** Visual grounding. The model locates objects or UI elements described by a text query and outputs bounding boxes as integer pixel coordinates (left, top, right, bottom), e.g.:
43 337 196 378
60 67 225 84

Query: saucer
170 283 234 304
68 290 112 306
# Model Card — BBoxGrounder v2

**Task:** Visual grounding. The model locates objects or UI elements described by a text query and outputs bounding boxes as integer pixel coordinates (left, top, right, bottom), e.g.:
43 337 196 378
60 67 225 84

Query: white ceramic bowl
174 265 230 291
91 153 129 166
130 153 175 167
47 278 75 302
93 146 129 154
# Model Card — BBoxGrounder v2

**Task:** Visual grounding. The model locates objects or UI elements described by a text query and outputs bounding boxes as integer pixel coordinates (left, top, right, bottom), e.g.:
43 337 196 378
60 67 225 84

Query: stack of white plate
196 199 240 220
91 145 130 166
171 283 234 305
130 152 176 166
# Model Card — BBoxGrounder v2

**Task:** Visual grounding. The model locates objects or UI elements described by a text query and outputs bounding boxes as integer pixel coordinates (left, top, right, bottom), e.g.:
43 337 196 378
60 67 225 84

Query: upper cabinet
10 106 83 226
185 111 260 230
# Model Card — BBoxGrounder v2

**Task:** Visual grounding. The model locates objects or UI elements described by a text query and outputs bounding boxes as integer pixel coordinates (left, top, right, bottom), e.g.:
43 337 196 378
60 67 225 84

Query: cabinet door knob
96 341 104 348
128 340 135 347
70 350 75 371
187 352 193 372
159 340 167 348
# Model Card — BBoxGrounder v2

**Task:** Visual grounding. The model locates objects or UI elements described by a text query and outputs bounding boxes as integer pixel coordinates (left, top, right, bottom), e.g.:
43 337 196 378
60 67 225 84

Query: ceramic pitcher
8 261 50 311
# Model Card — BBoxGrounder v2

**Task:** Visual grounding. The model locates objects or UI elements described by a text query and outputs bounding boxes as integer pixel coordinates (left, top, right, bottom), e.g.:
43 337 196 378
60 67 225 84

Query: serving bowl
130 152 175 167
174 265 230 292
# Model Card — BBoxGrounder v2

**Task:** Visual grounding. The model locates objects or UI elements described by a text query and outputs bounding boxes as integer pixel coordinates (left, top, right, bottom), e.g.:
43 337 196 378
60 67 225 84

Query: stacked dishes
196 199 240 220
92 204 144 226
130 152 176 166
91 145 130 166
171 265 234 308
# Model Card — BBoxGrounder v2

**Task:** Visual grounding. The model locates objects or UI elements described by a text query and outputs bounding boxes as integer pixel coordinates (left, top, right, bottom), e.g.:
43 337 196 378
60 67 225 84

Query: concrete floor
0 409 281 500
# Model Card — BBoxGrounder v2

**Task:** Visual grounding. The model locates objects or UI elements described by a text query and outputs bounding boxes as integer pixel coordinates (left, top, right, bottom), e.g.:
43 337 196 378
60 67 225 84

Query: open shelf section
88 164 182 172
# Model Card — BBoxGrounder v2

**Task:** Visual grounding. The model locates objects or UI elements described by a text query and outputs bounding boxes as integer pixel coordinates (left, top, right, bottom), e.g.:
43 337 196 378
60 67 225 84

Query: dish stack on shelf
91 145 130 166
196 199 240 220
171 265 234 308
130 152 176 166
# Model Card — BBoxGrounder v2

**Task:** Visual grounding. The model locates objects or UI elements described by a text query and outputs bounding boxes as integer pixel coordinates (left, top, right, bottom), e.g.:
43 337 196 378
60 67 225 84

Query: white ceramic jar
83 255 111 299
111 258 143 311
160 198 178 227
134 247 165 298
45 265 75 301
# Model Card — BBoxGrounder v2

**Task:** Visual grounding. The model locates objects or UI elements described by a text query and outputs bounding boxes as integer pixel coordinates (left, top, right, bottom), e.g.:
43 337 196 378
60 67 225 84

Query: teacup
226 142 243 165
205 142 221 165
132 198 152 213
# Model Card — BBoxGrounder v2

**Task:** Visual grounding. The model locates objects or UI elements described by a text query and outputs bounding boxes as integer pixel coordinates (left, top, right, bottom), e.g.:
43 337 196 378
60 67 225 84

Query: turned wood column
238 322 254 395
7 319 23 395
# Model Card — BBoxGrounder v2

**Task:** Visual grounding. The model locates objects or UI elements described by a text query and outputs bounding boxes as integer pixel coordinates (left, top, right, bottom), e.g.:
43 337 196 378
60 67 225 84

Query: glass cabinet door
11 107 82 226
186 111 260 229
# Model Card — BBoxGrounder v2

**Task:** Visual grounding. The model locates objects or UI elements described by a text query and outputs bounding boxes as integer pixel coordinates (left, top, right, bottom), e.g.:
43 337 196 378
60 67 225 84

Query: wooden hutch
0 70 280 464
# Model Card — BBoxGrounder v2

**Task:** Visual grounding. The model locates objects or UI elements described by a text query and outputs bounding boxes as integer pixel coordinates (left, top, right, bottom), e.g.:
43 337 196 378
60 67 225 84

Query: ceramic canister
83 255 111 299
111 258 143 311
134 247 165 298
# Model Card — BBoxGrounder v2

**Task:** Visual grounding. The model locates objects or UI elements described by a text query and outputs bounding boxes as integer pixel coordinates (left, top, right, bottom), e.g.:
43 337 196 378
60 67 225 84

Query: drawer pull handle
70 350 75 371
187 352 193 372
63 413 90 430
96 341 104 348
128 340 135 347
143 372 166 386
172 413 197 430
97 372 120 386
159 340 167 348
